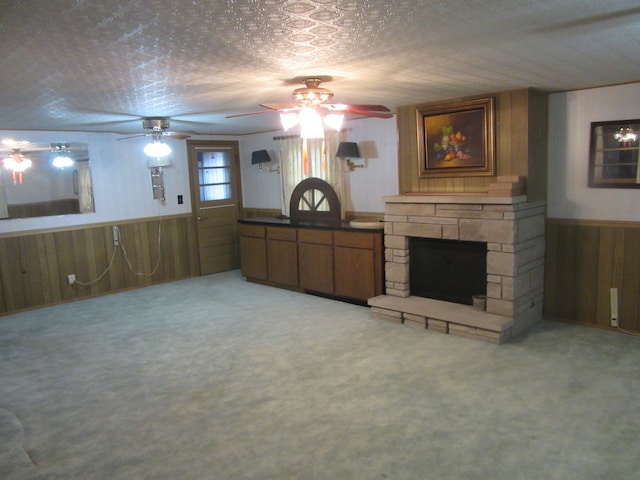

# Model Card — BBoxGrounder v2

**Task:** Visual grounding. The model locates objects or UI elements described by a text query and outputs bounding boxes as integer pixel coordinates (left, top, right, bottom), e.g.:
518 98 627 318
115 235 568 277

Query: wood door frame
186 139 244 275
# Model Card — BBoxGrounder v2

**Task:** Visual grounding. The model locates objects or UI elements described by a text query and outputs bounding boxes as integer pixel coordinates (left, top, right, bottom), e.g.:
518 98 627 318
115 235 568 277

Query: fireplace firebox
409 237 487 305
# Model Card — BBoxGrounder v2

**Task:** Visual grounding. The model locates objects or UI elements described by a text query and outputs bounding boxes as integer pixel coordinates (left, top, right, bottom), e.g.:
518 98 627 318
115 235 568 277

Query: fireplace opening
409 237 487 306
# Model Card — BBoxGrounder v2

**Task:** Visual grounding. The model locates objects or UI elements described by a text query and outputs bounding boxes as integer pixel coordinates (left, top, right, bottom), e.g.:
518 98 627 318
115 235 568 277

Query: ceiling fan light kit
228 78 392 139
297 108 326 139
143 140 172 158
51 143 74 169
3 148 33 184
291 78 333 106
141 118 173 158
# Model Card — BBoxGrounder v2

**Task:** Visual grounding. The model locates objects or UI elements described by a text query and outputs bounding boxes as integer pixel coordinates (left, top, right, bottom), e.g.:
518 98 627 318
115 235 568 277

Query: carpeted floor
1 270 639 479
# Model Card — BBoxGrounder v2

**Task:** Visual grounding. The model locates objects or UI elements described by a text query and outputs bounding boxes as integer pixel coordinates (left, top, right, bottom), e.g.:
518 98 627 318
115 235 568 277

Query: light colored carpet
1 270 639 479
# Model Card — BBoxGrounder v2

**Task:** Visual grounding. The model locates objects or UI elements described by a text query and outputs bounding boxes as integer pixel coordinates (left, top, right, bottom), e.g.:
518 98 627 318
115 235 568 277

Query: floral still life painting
417 97 495 178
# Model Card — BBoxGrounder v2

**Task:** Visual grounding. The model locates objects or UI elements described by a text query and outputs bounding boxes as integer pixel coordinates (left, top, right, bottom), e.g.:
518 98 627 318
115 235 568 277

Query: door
187 140 242 275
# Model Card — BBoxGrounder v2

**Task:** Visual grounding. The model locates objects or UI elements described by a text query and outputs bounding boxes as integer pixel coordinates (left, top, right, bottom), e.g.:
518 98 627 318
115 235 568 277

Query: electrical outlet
112 226 120 246
67 274 76 285
610 288 619 328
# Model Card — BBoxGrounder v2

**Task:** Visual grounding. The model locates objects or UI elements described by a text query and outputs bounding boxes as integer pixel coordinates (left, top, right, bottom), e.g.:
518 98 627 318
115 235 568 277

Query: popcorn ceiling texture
0 0 639 135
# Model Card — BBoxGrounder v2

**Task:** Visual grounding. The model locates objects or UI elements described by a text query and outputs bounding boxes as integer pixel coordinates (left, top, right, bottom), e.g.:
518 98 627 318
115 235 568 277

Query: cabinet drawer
239 224 265 238
266 226 297 241
334 231 376 249
298 228 333 245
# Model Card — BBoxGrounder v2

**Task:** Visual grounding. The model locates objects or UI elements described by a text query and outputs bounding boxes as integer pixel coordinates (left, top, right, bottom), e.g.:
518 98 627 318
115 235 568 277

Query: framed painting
417 97 495 178
588 119 640 188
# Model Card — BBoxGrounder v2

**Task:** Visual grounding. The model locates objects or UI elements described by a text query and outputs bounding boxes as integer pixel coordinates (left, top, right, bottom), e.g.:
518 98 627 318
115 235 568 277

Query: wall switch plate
610 288 619 328
177 194 183 204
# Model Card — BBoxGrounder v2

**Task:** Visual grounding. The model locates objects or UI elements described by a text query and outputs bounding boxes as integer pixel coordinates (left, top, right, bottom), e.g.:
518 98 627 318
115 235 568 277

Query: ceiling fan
117 118 193 159
117 118 193 142
226 78 394 120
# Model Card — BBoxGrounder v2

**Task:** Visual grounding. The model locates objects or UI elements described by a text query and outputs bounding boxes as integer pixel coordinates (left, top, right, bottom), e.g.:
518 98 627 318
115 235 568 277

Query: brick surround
368 194 546 344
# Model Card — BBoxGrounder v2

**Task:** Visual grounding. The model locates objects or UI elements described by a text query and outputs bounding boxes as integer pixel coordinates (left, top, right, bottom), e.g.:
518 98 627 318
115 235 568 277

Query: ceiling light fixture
144 128 172 157
279 78 344 139
143 118 172 158
51 143 74 169
3 149 32 184
280 108 343 139
614 127 638 144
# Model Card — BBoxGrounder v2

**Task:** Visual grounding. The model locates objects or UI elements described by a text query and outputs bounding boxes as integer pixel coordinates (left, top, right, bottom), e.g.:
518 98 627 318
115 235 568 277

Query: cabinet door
239 236 267 280
299 242 334 294
267 239 298 286
334 246 376 301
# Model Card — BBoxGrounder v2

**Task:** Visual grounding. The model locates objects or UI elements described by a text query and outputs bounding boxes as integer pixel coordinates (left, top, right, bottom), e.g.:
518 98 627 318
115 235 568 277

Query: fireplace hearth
368 194 545 344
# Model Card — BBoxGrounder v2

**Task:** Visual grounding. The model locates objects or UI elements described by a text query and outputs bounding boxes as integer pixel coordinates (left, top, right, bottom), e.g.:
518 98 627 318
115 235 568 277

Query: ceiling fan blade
117 133 148 141
164 132 191 140
326 103 392 113
225 110 278 119
259 103 300 111
329 107 394 119
339 104 392 112
350 110 395 119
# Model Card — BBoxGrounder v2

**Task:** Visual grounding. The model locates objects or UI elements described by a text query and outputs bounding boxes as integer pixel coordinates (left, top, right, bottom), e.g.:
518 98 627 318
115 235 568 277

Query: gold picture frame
417 97 495 178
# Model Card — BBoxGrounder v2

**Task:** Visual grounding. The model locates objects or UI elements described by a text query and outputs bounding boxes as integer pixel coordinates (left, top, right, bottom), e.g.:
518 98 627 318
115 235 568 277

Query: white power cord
73 223 162 286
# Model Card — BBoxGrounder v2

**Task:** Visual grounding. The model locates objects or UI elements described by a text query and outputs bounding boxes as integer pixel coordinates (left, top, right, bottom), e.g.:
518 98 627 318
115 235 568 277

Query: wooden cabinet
266 227 298 287
238 221 383 302
238 224 267 280
298 229 334 294
333 231 383 301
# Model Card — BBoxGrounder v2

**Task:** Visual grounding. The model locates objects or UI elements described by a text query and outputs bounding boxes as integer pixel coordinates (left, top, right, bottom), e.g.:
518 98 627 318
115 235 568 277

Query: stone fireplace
368 194 545 344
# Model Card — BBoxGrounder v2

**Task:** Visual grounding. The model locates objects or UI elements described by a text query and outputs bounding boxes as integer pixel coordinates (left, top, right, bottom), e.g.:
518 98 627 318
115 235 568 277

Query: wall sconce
336 141 363 171
251 149 279 173
148 157 170 201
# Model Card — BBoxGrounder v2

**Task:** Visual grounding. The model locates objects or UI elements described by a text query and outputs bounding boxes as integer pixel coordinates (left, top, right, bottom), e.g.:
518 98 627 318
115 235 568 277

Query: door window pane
198 151 231 201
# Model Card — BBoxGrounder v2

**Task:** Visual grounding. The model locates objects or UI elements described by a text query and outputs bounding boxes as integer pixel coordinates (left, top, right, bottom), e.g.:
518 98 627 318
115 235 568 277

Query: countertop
238 217 384 232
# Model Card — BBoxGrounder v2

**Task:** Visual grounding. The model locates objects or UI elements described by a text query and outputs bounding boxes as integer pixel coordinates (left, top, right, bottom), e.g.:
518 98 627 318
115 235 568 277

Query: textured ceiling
0 0 639 136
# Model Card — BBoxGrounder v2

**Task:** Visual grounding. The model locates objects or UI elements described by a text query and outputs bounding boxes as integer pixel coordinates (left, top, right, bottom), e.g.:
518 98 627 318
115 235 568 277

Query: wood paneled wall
0 215 198 315
545 218 640 333
397 88 548 200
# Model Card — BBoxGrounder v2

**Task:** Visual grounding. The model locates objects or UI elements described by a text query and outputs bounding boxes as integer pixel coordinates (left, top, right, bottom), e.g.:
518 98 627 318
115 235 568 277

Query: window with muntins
198 151 232 201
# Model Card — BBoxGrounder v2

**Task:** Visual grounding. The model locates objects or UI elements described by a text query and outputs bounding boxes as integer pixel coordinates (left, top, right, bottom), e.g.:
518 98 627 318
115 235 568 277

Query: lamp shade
336 142 360 158
251 149 272 165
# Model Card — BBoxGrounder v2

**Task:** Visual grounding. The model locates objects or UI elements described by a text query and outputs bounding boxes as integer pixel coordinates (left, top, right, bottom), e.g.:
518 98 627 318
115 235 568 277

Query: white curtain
0 169 8 218
77 162 94 213
277 131 345 218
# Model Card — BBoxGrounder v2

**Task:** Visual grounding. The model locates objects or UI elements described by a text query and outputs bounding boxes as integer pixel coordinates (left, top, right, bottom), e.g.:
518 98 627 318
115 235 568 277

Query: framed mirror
0 139 94 219
589 119 640 188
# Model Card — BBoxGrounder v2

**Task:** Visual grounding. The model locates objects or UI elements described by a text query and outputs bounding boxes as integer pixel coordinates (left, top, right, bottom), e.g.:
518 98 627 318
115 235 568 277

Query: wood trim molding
0 213 193 239
546 217 640 229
